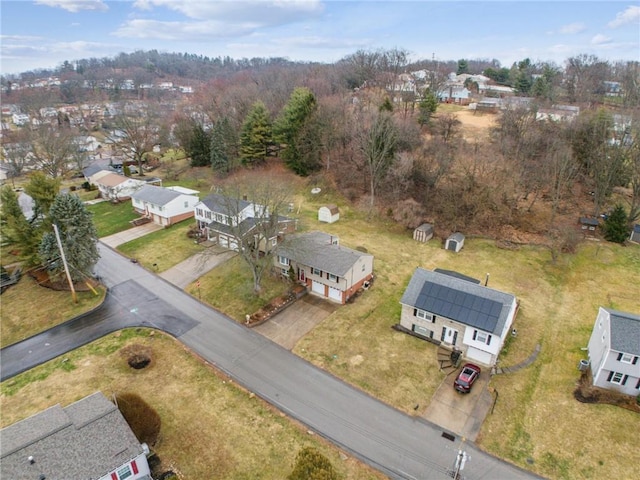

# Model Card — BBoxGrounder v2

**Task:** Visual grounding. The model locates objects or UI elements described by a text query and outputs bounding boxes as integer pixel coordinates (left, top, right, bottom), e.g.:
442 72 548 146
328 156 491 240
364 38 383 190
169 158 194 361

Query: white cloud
607 5 640 28
35 0 108 13
559 22 586 34
113 19 259 40
272 35 368 50
591 34 612 45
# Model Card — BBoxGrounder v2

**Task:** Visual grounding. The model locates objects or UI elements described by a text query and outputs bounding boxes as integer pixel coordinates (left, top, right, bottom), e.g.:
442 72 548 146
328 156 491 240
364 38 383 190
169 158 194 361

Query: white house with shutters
587 307 640 396
132 185 199 226
399 268 518 366
0 392 152 480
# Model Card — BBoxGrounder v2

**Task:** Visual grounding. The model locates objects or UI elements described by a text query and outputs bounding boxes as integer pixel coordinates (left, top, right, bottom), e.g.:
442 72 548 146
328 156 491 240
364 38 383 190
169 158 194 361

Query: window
184 201 189 208
412 324 433 338
328 273 338 282
311 267 321 276
278 255 290 266
618 353 635 364
608 371 628 385
116 464 132 480
205 211 212 220
281 268 289 276
415 309 433 322
196 208 203 217
636 378 640 390
473 330 492 345
271 238 277 246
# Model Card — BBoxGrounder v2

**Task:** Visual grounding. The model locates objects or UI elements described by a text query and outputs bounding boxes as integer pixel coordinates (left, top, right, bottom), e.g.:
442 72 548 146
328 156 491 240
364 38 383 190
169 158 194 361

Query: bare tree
1 130 32 177
29 126 76 178
110 102 159 174
357 111 397 209
214 177 293 294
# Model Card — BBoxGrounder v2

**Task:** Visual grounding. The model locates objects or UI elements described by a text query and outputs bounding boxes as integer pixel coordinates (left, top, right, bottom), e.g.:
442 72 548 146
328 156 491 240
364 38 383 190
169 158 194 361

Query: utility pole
53 223 77 303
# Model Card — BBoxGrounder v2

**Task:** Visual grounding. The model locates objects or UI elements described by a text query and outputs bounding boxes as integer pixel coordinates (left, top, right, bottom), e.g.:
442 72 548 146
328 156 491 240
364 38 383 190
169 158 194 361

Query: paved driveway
423 367 493 441
253 294 337 349
160 246 236 288
100 222 163 247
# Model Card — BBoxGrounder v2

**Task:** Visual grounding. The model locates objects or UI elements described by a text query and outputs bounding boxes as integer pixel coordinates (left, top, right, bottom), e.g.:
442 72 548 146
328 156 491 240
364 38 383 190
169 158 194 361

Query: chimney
484 273 490 286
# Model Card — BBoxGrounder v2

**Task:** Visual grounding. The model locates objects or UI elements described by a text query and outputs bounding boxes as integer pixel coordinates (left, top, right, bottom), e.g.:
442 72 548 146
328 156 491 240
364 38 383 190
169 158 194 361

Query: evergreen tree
24 171 60 221
417 90 438 127
457 59 469 75
240 101 272 166
602 204 629 243
288 447 338 480
188 123 212 167
39 194 100 283
210 118 236 174
379 96 393 113
0 186 40 265
273 87 320 175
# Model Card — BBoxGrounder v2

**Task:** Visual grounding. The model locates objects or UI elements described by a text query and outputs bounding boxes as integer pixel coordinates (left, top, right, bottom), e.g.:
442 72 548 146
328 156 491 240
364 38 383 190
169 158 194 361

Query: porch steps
437 346 459 375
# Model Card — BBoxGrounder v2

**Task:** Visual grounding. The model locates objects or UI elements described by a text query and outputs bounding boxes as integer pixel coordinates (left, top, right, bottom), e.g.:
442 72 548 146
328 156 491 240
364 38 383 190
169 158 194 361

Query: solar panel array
415 281 503 331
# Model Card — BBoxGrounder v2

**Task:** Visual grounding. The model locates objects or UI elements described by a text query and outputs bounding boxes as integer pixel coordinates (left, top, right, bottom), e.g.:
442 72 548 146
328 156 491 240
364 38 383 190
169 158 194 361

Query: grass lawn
0 329 384 480
0 275 105 348
117 221 204 272
87 200 139 237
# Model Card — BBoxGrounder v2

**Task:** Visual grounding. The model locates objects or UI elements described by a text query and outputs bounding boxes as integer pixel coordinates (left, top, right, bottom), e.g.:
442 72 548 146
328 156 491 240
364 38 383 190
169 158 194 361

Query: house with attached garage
274 231 373 304
94 173 161 201
398 268 518 366
587 307 640 396
132 185 199 227
194 193 296 251
0 391 152 480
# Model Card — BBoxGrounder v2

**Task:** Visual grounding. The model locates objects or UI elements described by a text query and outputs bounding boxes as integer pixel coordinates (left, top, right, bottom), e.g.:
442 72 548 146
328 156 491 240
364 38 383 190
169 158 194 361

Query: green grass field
87 200 139 237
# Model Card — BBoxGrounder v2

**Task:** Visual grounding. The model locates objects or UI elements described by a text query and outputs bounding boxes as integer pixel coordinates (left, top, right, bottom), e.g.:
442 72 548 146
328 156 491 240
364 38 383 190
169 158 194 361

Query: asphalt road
1 244 544 480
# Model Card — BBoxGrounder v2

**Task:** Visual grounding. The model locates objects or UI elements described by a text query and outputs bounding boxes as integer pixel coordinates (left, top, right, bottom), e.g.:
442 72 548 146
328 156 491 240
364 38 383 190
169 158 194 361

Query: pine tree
417 90 438 127
0 186 41 265
210 118 236 174
240 101 272 166
602 204 629 243
273 87 320 175
39 193 100 282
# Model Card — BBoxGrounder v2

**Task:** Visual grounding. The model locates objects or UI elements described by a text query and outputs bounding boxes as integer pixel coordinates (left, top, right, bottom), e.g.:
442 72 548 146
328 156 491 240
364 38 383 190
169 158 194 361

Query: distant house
194 193 296 252
437 84 471 104
318 204 340 224
0 392 152 480
413 223 434 243
132 185 200 227
536 105 580 122
11 113 29 126
445 232 465 252
94 173 159 201
587 307 640 396
630 224 640 244
275 231 373 304
399 268 518 366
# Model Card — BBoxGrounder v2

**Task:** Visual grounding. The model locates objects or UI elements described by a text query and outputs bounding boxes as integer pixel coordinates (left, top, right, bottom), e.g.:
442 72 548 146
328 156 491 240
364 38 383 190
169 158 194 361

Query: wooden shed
318 204 340 224
445 232 465 252
630 224 640 243
579 217 599 235
413 223 434 243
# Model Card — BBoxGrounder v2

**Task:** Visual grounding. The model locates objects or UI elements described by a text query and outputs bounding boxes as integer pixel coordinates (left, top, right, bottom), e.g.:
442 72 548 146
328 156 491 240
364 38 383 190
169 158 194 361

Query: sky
1 0 638 75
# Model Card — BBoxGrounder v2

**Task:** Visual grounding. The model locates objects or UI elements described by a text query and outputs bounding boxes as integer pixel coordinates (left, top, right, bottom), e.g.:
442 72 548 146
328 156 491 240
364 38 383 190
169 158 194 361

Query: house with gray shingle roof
0 391 152 480
399 268 518 366
275 231 374 304
132 184 199 226
194 193 296 251
587 307 640 396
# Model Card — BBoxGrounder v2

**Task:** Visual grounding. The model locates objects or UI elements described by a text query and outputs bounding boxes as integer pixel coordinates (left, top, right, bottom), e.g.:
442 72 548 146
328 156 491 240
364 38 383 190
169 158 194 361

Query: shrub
288 447 339 480
114 392 161 446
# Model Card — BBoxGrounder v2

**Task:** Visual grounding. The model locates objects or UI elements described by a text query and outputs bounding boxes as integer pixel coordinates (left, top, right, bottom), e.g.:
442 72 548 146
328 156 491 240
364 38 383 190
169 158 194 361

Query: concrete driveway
253 294 338 349
160 246 236 288
100 222 163 247
423 366 494 441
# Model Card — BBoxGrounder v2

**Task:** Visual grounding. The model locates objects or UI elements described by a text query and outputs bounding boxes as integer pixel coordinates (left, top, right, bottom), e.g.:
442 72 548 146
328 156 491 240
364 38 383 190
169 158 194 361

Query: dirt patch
120 344 154 370
29 268 97 292
453 109 497 141
574 372 640 413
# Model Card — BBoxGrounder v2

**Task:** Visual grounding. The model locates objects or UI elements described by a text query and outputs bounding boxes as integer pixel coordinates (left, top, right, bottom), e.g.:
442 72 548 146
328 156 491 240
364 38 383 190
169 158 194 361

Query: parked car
453 363 481 393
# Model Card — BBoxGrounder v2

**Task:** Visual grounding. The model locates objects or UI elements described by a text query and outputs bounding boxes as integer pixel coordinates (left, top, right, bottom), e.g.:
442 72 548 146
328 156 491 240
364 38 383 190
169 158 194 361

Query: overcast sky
1 1 638 75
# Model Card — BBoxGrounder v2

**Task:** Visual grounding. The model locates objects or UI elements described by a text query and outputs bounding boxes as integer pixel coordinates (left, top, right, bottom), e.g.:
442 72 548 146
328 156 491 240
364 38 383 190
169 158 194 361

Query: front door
441 326 458 346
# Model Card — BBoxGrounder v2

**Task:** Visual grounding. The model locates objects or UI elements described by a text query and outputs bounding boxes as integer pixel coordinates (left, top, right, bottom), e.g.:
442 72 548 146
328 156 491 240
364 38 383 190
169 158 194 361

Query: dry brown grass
0 274 105 348
0 330 385 480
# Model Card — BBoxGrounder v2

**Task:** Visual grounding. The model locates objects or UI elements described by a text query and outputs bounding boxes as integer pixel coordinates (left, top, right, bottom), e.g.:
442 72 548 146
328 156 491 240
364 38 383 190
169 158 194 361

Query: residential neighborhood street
0 244 544 480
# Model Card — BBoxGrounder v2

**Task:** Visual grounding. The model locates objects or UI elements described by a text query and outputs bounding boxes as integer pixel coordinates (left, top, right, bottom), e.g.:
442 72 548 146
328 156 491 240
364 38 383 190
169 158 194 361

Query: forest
2 49 639 248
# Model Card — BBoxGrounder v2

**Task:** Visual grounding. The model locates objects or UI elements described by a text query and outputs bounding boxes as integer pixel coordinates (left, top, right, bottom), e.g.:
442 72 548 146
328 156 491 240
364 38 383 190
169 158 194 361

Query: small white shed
318 204 340 224
445 232 465 252
413 223 433 243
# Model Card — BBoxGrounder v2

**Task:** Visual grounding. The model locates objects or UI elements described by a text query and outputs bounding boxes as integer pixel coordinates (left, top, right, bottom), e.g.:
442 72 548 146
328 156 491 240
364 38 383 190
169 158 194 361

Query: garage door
466 347 493 366
312 281 325 295
328 286 342 302
219 236 228 248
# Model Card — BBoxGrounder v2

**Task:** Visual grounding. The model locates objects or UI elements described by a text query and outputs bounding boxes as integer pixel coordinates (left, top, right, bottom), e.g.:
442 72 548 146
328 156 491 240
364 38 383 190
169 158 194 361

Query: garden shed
579 217 599 235
445 232 465 252
413 223 434 243
318 204 340 224
629 224 640 243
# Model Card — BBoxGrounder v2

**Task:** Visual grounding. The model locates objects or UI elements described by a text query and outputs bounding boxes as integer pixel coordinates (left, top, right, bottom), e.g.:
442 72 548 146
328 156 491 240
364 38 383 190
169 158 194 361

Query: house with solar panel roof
399 267 519 366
